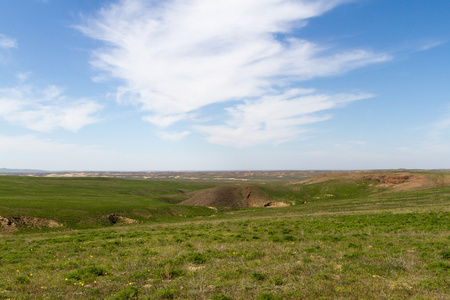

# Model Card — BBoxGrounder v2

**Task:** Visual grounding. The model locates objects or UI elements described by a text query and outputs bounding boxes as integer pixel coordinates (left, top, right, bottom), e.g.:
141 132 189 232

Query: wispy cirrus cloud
393 107 450 168
0 33 17 49
410 36 447 52
429 118 450 140
0 85 102 132
426 105 450 142
418 40 446 51
197 90 373 147
78 0 389 146
156 130 191 142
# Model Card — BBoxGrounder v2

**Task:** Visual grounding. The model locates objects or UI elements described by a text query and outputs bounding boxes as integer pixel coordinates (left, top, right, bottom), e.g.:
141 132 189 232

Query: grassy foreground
0 173 449 299
1 212 449 299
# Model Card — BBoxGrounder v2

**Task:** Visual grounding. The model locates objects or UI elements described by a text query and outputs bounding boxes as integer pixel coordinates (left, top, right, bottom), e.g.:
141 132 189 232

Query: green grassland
0 172 449 299
0 176 219 230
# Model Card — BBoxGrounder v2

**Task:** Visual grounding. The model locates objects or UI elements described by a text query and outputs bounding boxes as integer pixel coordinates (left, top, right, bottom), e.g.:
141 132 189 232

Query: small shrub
157 288 178 299
186 252 207 264
110 286 139 300
347 242 362 249
273 277 283 286
211 293 233 300
440 250 450 260
14 276 30 284
130 269 152 280
428 262 450 273
251 272 266 281
154 267 184 280
246 250 264 260
218 270 235 279
169 269 184 278
304 246 320 253
65 266 107 281
210 235 224 241
302 257 312 264
259 293 279 300
315 273 330 280
65 269 83 281
283 235 295 241
184 242 194 248
281 228 292 234
270 236 282 243
85 266 107 276
344 251 362 259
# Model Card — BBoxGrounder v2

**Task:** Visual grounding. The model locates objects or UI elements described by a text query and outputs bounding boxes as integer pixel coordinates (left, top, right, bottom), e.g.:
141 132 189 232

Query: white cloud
197 91 373 147
417 39 446 52
0 85 102 132
350 140 366 146
429 118 450 139
428 106 450 140
78 0 389 146
334 140 367 151
16 72 32 82
0 34 17 48
390 110 450 169
157 130 191 141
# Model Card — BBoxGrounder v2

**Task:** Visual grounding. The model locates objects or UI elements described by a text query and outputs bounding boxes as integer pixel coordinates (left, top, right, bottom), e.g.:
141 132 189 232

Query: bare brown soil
362 173 435 191
180 184 289 208
107 214 139 225
0 215 62 233
263 201 291 208
297 171 440 191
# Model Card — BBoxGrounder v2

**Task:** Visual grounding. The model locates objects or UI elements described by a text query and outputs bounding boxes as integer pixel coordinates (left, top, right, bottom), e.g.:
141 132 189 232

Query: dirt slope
0 215 62 233
296 171 440 191
180 185 287 208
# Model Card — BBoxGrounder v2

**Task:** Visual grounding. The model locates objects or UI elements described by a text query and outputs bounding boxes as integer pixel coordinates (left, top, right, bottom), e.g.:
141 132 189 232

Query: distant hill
0 168 48 173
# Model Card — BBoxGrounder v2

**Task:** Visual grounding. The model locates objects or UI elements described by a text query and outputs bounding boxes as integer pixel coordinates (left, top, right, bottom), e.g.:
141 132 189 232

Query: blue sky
0 0 449 171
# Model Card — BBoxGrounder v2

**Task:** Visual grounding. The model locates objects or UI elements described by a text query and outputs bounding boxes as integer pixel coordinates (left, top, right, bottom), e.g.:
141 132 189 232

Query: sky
0 0 449 171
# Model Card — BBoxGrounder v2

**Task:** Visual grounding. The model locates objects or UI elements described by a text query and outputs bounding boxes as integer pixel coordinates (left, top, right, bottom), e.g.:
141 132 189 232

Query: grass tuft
110 286 139 300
